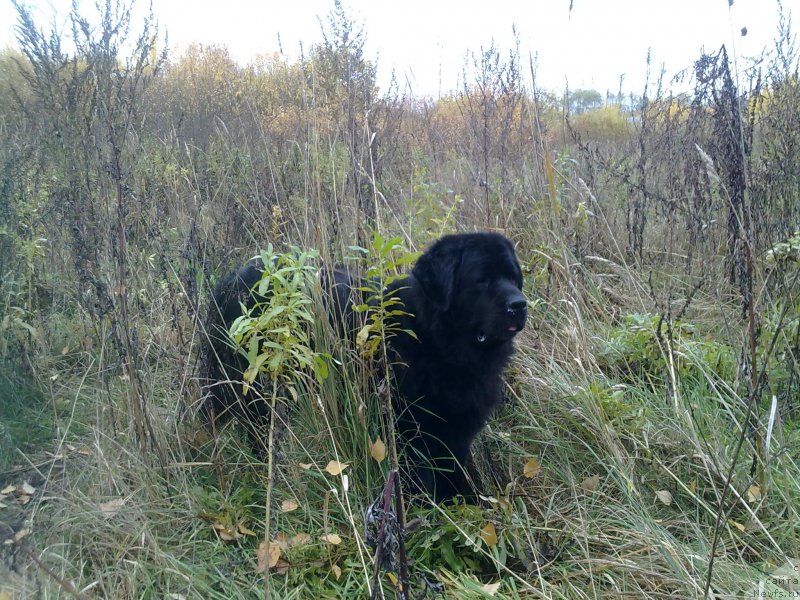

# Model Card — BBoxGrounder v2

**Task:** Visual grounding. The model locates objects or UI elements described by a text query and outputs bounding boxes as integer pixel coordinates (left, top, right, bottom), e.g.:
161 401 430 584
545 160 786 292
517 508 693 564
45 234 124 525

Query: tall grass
1 1 800 598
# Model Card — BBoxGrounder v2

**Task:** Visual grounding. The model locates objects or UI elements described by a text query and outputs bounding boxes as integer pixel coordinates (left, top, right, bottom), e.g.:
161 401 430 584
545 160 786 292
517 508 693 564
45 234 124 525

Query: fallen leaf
274 559 290 575
523 457 541 478
238 524 256 537
21 482 35 495
257 541 281 572
214 525 240 541
275 532 290 549
580 474 601 493
3 528 30 545
290 532 311 546
482 581 501 595
324 460 349 476
76 447 90 456
281 499 299 513
298 462 313 470
655 490 673 506
13 528 30 543
321 533 342 545
480 522 498 548
331 564 342 580
689 479 697 494
0 485 15 495
99 498 126 519
370 437 387 463
61 345 70 355
17 494 31 506
746 485 762 503
728 519 746 532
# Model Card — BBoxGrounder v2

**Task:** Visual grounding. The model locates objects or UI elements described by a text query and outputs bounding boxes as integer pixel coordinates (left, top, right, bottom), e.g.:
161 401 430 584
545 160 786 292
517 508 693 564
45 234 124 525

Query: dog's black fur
199 232 527 500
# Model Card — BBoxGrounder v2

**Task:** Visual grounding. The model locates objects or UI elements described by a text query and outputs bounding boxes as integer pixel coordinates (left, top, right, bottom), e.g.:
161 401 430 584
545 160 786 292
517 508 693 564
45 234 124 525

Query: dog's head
413 232 527 346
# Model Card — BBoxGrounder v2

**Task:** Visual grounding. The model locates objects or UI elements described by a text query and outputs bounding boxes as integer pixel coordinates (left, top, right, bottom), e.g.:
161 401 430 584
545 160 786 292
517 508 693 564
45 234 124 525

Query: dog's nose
507 298 527 313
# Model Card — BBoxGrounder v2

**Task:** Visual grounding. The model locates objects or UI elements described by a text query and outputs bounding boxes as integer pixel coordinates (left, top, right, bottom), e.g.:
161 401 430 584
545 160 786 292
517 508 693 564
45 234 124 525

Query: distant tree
570 105 634 144
149 43 243 143
566 88 603 114
306 0 379 243
458 42 526 227
0 49 31 122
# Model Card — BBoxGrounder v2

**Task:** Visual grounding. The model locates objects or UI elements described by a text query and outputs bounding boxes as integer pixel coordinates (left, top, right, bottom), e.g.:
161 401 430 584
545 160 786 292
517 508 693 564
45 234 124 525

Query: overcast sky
0 0 791 97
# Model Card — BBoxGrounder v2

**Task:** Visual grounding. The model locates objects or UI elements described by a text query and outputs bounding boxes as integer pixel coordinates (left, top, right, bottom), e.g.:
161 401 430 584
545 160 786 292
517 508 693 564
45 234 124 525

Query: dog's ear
413 239 463 310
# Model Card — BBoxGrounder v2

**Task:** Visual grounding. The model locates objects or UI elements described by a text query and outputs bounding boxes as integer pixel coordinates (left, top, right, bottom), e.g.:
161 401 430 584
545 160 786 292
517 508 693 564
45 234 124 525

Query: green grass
2 274 798 599
0 368 55 471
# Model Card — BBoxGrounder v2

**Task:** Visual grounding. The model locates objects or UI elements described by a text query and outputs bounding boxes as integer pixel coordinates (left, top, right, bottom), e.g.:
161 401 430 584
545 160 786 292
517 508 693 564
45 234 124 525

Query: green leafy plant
348 230 419 361
229 244 329 392
227 244 330 596
599 313 736 383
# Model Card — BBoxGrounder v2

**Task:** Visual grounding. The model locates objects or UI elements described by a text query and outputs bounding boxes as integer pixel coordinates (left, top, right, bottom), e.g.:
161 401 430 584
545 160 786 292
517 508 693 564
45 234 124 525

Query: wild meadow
1 1 799 598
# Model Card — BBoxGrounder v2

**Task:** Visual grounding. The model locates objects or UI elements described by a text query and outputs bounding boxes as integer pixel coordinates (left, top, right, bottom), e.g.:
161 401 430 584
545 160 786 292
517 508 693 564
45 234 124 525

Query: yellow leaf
331 564 342 580
480 522 498 548
0 485 15 495
689 479 697 494
580 474 601 493
257 541 281 572
386 572 399 587
238 524 257 537
655 490 673 506
61 345 70 355
215 526 240 541
482 581 502 595
268 542 281 567
98 498 126 519
14 528 30 542
370 437 387 463
321 533 342 545
290 532 311 546
356 324 372 349
281 499 299 513
298 462 313 470
522 458 541 478
325 460 349 476
728 519 746 532
746 485 762 503
17 494 31 506
4 528 30 546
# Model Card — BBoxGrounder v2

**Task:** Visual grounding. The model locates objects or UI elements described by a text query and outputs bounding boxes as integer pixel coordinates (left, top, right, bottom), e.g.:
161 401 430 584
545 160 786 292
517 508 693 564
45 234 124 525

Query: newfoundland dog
199 232 527 500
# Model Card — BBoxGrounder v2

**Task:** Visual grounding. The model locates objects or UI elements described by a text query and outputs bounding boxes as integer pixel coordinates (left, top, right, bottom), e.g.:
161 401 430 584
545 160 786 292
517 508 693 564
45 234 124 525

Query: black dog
199 232 527 500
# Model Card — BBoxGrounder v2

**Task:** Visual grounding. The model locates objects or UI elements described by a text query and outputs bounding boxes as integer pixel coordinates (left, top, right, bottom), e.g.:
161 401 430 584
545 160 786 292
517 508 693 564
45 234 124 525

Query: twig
18 542 91 600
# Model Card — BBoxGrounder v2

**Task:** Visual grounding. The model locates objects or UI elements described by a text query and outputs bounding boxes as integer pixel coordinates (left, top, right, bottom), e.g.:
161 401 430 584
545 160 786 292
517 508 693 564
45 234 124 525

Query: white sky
0 0 792 97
